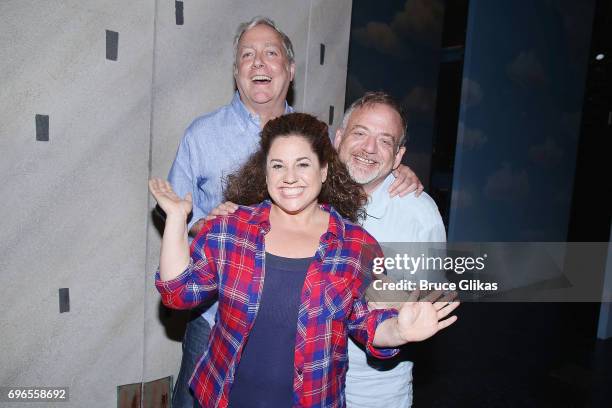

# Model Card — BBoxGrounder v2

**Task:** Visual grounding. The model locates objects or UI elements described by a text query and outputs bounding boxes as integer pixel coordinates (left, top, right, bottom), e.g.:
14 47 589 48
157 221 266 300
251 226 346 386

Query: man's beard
346 163 381 186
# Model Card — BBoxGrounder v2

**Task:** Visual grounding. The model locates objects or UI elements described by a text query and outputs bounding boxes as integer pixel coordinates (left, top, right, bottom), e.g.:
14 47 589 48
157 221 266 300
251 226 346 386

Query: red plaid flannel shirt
156 200 399 407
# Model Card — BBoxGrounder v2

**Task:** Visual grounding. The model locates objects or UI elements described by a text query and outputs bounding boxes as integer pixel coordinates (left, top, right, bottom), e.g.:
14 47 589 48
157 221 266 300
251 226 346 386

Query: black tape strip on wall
106 30 119 61
176 1 184 25
59 288 70 313
35 114 49 141
320 43 325 65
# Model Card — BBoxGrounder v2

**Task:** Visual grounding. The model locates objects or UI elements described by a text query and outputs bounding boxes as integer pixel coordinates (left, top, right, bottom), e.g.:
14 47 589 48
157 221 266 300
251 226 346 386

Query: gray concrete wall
0 1 352 406
301 0 353 132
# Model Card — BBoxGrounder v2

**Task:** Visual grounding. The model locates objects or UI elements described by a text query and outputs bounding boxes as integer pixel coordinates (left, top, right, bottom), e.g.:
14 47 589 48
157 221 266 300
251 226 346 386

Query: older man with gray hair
167 17 422 407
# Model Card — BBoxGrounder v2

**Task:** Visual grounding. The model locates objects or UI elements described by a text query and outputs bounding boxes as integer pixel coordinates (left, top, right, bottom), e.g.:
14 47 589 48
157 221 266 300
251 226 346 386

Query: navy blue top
228 252 312 408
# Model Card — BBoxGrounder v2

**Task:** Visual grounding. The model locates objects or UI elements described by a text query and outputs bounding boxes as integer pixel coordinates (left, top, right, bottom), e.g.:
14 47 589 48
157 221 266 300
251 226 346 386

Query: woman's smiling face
266 134 328 215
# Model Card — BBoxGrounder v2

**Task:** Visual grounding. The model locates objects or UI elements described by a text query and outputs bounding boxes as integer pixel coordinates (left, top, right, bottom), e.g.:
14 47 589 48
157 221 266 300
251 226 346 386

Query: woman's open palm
149 178 192 218
396 290 459 342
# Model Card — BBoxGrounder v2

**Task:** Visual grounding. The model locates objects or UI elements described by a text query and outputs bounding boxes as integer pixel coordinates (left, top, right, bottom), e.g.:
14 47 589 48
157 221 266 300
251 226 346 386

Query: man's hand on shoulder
205 201 239 221
389 164 424 198
189 201 239 236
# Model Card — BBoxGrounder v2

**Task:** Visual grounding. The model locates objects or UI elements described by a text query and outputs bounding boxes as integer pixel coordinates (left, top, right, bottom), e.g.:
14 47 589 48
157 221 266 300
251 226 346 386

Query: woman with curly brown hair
224 112 367 222
150 113 458 408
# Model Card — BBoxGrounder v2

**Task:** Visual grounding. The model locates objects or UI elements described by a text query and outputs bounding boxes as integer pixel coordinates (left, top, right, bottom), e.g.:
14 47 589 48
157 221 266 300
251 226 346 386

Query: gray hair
233 16 295 70
341 92 408 147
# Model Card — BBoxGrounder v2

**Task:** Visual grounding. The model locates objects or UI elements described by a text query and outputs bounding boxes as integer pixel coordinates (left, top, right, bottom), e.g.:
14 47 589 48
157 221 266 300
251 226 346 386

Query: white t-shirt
345 173 446 408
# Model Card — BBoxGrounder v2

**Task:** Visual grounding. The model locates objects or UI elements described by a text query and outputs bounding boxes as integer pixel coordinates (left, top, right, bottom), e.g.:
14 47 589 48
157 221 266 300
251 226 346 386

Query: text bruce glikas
372 253 487 275
371 253 498 292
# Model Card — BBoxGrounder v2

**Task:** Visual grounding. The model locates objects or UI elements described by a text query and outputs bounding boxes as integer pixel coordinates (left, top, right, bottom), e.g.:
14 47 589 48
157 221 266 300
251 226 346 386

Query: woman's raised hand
395 290 459 343
149 178 192 219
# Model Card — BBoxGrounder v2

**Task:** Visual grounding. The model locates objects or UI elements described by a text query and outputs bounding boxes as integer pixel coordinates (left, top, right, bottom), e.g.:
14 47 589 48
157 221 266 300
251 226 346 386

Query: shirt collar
230 91 256 130
320 204 345 242
247 200 273 232
230 91 294 129
365 173 395 219
247 200 345 241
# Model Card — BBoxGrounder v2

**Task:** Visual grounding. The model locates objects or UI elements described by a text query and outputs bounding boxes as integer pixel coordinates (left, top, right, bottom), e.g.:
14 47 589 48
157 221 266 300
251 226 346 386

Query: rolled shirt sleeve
365 308 400 358
155 222 218 309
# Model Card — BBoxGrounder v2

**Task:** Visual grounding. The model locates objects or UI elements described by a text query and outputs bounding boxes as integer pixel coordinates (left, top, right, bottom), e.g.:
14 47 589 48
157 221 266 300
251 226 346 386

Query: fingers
433 289 459 314
218 201 238 214
388 169 407 197
437 314 458 331
415 182 424 197
407 289 456 304
149 178 190 200
148 178 161 193
432 291 458 308
223 201 239 212
149 178 173 194
209 206 222 216
148 178 167 200
436 301 460 318
389 166 421 198
209 201 239 218
368 301 403 311
421 290 445 303
407 289 420 302
397 183 418 198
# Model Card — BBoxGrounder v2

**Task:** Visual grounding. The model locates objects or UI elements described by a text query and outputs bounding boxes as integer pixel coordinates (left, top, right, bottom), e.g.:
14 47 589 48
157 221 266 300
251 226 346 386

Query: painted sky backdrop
345 0 445 188
449 0 596 241
346 0 596 241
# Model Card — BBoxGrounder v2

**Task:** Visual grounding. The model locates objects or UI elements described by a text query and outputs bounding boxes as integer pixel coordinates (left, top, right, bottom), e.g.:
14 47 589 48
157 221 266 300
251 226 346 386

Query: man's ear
289 62 296 82
393 146 406 169
333 128 344 150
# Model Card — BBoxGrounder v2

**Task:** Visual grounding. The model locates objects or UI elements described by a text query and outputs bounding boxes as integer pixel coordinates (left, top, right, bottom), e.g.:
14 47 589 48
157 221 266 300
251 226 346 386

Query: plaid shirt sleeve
155 219 219 309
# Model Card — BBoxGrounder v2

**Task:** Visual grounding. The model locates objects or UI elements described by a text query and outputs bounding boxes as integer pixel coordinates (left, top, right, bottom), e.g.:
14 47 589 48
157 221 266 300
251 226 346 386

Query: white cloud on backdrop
352 0 444 57
461 77 484 109
402 86 437 115
451 188 474 209
458 122 488 150
391 0 444 39
484 163 530 200
353 22 406 57
507 50 548 88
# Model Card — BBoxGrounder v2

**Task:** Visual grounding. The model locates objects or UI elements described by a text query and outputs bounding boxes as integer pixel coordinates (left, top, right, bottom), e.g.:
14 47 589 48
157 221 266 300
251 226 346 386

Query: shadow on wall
157 301 191 342
151 207 192 342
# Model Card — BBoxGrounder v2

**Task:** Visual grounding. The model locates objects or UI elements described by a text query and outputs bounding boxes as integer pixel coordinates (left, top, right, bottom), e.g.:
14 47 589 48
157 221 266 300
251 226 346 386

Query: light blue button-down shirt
167 91 293 323
345 173 447 408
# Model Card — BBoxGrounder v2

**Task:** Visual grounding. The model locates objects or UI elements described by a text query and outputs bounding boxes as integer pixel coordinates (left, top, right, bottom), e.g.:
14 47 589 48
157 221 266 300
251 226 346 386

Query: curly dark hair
224 113 367 222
